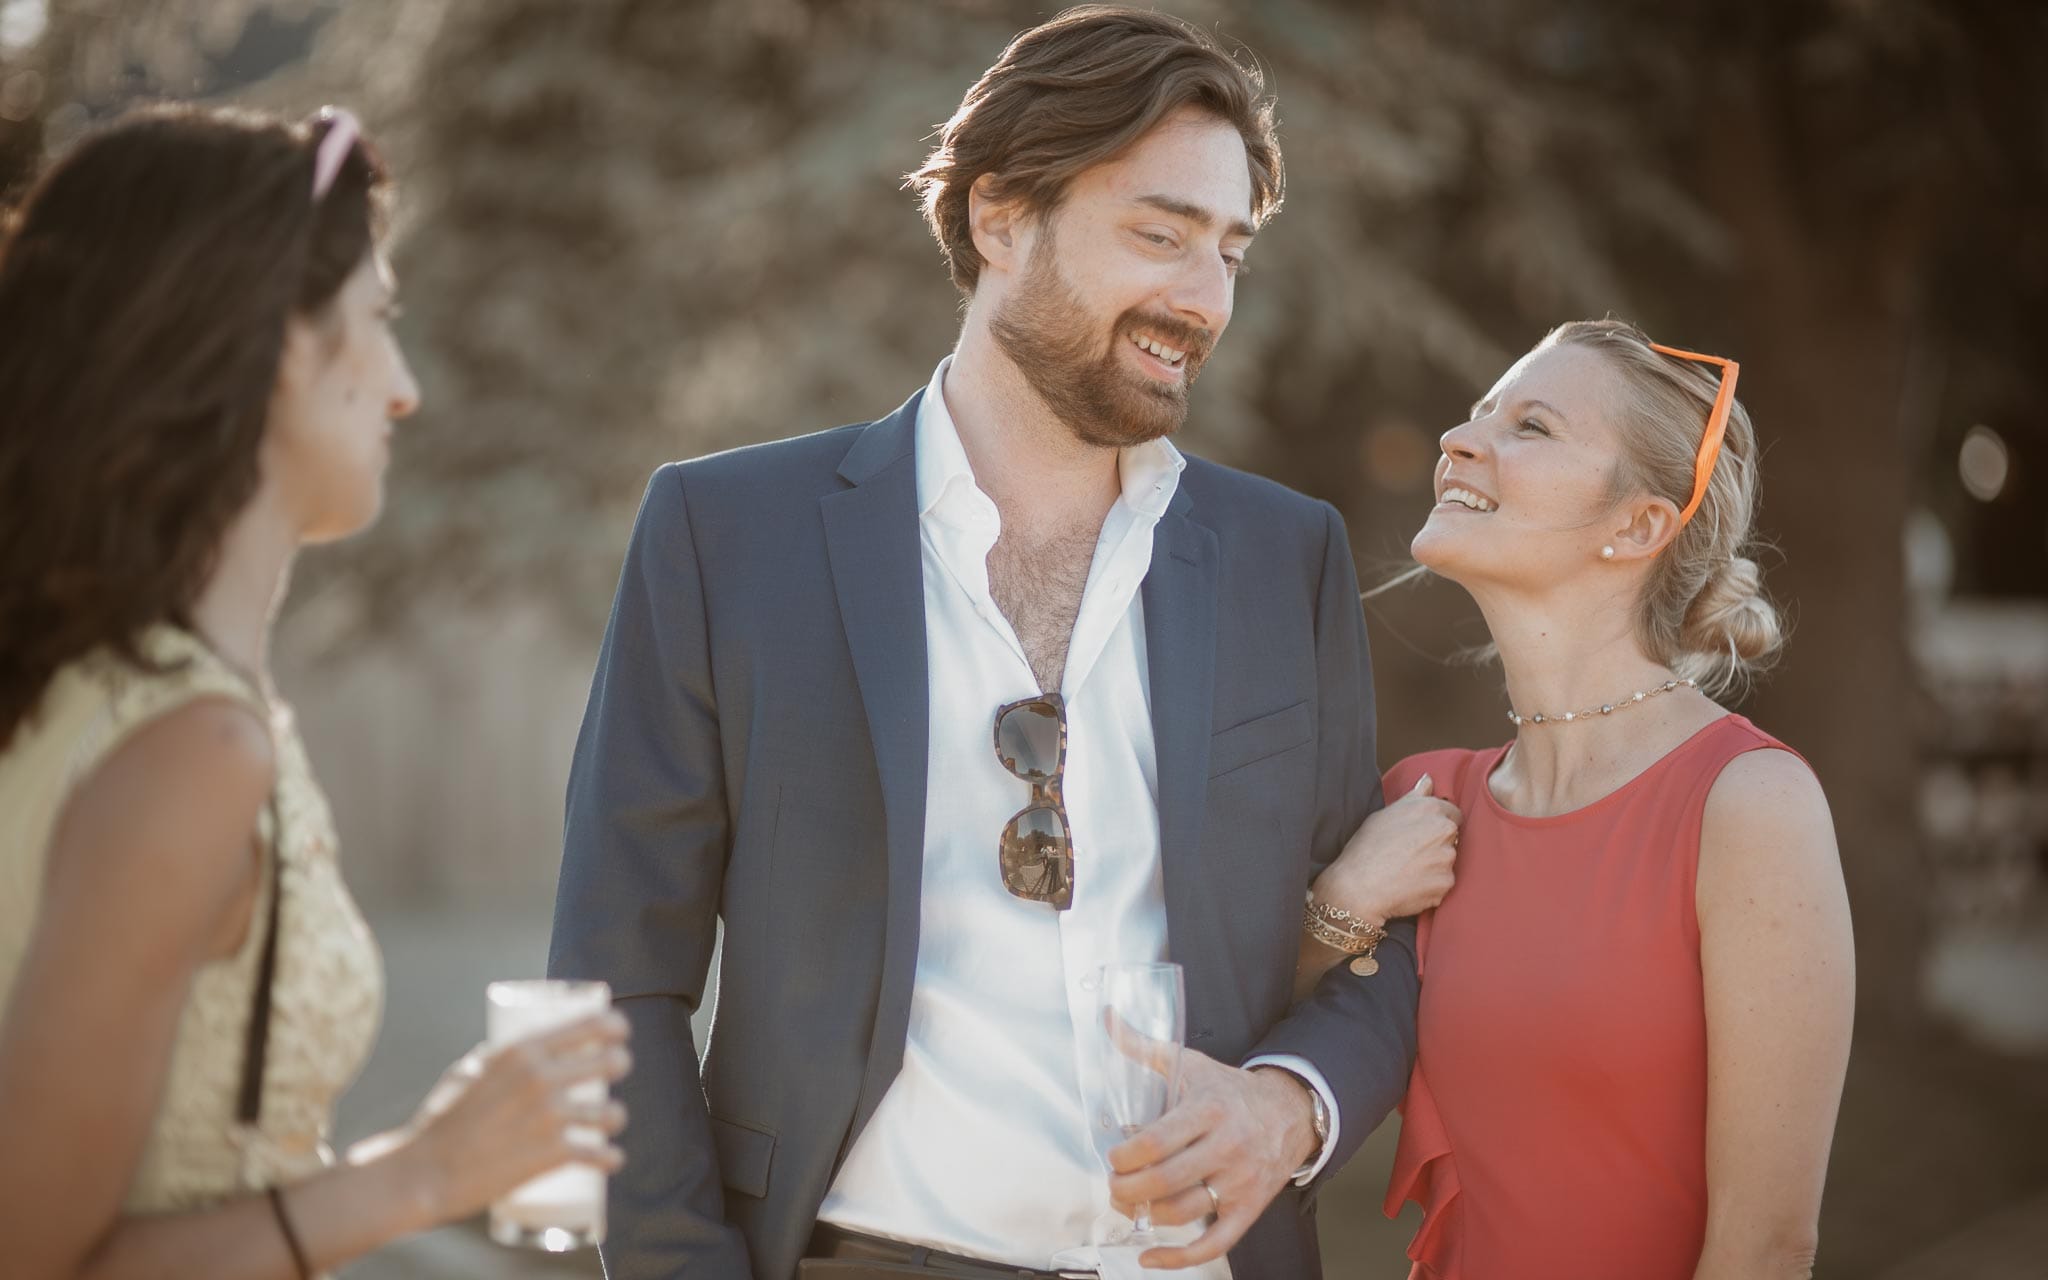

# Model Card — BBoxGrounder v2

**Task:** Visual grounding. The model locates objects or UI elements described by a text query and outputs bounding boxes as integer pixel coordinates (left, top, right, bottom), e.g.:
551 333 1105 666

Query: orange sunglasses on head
1647 341 1740 526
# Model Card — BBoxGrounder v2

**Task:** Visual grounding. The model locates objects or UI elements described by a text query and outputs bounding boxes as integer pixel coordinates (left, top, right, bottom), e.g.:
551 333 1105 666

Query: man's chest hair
987 525 1098 689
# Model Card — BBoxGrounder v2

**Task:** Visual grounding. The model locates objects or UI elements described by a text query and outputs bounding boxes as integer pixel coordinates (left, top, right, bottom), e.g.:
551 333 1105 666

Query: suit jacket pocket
710 1113 777 1199
1208 700 1312 779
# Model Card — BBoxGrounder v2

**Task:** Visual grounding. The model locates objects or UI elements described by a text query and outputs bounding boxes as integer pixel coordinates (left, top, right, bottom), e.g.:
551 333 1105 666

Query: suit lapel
819 393 930 1142
1142 489 1219 992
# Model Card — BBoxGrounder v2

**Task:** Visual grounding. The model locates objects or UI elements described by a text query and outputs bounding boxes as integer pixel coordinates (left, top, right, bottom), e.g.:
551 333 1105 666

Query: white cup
485 979 611 1251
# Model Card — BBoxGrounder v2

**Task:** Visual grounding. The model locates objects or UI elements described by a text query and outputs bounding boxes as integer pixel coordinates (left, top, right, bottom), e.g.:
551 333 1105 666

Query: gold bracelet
1303 894 1388 948
1307 892 1387 937
1303 892 1388 976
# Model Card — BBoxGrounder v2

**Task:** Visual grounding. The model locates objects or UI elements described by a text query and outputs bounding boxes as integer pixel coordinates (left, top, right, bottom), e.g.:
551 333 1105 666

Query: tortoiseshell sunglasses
993 693 1074 910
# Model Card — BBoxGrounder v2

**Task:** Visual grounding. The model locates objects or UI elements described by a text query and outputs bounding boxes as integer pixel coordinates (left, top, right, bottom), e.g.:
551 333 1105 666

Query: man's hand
1106 1053 1318 1270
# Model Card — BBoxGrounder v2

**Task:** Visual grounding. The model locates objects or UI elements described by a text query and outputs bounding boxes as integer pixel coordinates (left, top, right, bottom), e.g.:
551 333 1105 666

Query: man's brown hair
907 5 1283 294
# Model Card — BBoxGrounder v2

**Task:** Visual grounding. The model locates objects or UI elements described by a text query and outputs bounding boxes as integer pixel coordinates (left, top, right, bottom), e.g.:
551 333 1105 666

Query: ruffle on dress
1384 1060 1461 1278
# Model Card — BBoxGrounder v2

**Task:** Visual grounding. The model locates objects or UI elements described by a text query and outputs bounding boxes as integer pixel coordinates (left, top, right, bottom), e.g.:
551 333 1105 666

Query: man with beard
549 8 1419 1279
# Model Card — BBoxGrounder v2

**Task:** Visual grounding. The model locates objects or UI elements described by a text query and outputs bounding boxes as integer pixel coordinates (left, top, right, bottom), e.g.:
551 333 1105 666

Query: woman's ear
272 312 322 401
1609 496 1683 561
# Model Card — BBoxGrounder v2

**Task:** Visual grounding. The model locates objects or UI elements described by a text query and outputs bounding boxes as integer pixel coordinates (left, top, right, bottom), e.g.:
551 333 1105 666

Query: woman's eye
1518 418 1549 436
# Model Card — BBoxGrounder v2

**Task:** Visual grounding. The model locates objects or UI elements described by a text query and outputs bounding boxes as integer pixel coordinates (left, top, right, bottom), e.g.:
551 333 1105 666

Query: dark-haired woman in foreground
1293 321 1854 1278
0 106 628 1278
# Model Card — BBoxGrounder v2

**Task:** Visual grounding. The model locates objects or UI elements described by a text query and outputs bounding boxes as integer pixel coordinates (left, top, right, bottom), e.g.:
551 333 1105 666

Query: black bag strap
236 791 286 1127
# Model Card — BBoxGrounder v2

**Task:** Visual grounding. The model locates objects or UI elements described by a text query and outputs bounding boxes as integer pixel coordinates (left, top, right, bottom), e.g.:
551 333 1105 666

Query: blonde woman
1300 320 1854 1279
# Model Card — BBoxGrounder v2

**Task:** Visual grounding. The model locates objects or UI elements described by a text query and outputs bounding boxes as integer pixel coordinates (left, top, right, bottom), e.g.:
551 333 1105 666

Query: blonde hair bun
1679 555 1784 666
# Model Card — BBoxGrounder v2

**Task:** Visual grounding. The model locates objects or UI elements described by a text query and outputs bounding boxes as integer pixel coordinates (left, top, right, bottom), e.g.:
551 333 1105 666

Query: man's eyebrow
1135 193 1257 240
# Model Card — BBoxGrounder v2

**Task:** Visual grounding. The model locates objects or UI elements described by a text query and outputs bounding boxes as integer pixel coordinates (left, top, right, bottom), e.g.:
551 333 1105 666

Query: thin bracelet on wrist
267 1185 313 1279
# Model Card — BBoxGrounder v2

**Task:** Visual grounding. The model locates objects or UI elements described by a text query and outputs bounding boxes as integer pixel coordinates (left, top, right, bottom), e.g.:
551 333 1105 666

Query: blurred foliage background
4 1 2046 1275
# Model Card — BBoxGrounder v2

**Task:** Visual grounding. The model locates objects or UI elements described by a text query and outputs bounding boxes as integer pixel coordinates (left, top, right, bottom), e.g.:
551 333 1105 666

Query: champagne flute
485 979 612 1251
1095 961 1185 1246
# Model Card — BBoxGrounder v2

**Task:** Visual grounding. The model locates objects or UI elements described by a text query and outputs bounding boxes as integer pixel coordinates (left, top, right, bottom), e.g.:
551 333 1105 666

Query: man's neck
942 326 1122 538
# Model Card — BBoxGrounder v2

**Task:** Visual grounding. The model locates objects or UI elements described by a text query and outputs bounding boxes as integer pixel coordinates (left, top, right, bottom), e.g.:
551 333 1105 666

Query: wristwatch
1292 1076 1331 1181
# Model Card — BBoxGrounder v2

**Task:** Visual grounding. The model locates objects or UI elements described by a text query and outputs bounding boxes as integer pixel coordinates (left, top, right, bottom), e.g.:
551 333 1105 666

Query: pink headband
310 107 360 201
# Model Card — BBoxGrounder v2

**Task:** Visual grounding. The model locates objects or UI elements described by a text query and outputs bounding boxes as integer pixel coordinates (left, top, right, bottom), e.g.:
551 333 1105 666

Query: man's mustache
1117 312 1215 366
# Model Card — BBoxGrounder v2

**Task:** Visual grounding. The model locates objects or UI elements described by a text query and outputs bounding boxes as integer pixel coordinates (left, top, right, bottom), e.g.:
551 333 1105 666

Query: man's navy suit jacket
549 389 1421 1280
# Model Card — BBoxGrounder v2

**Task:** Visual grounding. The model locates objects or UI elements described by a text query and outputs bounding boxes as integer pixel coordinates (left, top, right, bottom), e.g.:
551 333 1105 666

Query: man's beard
989 232 1214 450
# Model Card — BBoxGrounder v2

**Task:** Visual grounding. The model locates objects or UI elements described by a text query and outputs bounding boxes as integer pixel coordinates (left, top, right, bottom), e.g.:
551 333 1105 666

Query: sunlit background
3 2 2044 1276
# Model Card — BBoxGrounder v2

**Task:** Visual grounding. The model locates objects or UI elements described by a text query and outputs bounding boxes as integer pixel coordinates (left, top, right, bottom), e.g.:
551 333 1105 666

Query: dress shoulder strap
62 626 271 793
1678 713 1812 784
238 791 286 1128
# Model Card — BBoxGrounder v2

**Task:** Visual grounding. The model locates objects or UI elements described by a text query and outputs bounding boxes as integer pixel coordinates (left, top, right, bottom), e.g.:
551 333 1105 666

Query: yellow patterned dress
0 624 384 1211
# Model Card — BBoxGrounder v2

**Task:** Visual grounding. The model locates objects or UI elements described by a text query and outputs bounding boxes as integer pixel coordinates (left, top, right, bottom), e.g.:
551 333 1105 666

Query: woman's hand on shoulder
1312 774 1463 925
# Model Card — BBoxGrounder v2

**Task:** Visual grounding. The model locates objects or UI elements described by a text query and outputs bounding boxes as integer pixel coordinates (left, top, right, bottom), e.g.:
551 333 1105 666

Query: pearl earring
1601 545 1616 560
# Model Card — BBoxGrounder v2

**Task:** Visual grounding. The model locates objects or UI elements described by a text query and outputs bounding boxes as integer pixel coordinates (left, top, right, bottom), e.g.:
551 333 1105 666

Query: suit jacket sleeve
1244 501 1420 1183
548 464 751 1279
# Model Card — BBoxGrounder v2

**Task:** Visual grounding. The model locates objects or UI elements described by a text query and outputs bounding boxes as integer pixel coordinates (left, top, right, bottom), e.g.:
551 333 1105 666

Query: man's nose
1163 254 1232 338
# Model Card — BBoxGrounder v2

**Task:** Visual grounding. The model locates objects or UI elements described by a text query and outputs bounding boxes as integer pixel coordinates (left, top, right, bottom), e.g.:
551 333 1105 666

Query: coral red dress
1382 715 1802 1279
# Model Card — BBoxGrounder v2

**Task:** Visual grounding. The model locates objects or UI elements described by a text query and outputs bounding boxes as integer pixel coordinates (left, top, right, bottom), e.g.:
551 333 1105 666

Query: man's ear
968 174 1024 279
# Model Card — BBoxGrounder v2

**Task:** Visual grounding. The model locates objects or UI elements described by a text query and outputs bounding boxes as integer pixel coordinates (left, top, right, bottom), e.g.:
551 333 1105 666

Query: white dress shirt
816 358 1336 1276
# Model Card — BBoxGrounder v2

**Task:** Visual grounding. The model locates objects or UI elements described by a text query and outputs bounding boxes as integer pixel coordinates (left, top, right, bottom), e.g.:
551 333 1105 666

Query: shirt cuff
1241 1053 1341 1185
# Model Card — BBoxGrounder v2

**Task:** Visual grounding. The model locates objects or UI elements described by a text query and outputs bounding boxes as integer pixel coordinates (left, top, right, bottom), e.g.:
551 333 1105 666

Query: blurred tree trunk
1701 92 1927 1027
1695 64 2048 1280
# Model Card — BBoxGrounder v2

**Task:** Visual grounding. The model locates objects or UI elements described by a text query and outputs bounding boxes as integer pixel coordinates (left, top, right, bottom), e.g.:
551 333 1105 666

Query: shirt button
1098 1108 1114 1130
